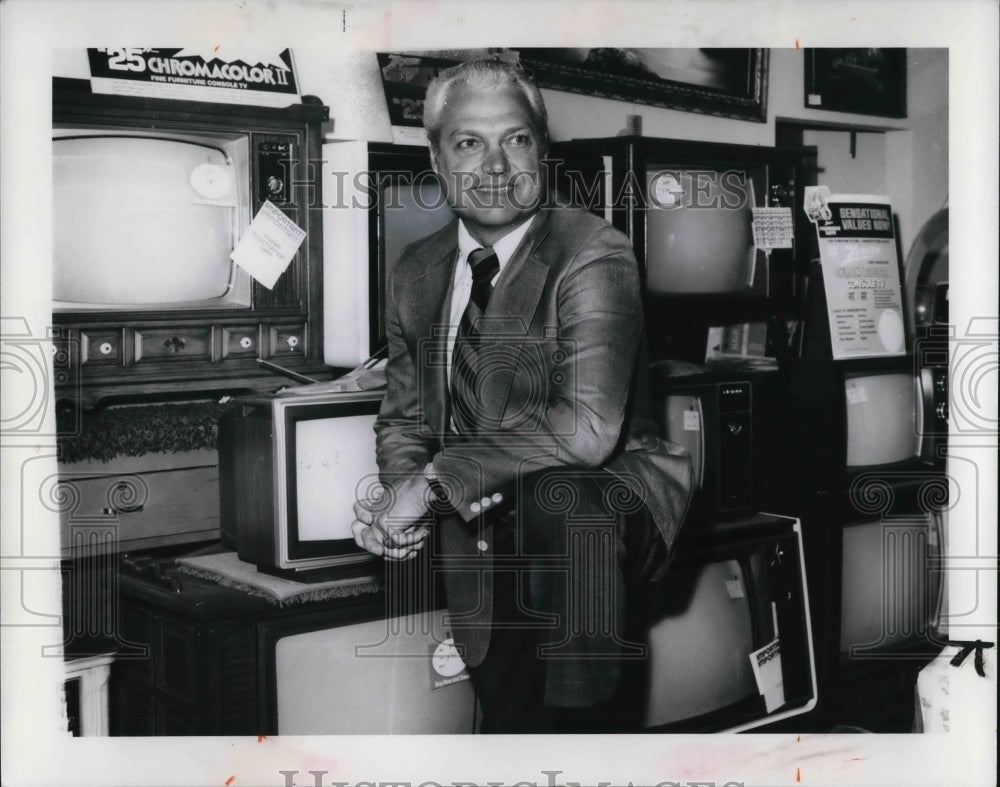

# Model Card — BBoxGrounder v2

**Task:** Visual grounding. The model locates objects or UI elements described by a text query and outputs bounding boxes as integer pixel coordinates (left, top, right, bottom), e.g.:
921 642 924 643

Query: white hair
423 59 549 152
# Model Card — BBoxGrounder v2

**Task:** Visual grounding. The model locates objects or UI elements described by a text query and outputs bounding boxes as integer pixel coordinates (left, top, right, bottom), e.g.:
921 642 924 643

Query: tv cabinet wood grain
110 560 389 736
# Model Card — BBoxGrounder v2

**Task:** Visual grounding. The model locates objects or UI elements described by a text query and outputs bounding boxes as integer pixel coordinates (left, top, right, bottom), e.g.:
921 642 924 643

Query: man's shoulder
393 219 458 280
540 204 633 259
545 203 607 233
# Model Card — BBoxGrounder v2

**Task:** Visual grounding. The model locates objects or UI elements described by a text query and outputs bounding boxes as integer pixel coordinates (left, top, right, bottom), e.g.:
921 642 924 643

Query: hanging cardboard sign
805 188 907 359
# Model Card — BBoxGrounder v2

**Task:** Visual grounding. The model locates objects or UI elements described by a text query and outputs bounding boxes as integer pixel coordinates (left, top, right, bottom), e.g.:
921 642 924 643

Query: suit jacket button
491 493 503 503
470 502 481 513
480 496 492 508
477 540 489 552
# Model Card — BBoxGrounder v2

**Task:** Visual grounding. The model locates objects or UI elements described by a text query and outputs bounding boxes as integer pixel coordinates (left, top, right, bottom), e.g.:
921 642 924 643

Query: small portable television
218 389 385 579
641 514 817 732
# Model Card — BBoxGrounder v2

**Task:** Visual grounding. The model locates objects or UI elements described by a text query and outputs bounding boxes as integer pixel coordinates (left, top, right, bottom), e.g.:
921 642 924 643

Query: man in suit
352 58 692 733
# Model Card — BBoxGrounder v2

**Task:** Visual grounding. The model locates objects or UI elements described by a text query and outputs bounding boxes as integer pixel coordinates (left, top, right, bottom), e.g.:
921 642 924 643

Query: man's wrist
423 461 454 514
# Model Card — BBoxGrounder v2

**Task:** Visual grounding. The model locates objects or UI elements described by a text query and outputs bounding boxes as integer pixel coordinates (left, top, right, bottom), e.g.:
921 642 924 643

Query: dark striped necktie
451 246 499 433
460 246 500 341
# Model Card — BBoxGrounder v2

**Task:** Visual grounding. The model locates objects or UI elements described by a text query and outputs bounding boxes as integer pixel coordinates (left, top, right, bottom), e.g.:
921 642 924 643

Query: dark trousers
447 467 662 733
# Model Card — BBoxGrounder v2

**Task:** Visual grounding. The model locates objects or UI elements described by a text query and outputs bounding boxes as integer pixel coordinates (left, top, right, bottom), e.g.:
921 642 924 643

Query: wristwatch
423 461 454 514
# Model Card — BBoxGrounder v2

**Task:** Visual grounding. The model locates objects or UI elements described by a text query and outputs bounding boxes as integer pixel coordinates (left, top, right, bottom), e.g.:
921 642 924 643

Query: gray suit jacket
375 205 693 683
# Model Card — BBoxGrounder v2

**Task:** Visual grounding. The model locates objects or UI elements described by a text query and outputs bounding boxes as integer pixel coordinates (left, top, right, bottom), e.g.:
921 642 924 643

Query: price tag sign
231 201 306 289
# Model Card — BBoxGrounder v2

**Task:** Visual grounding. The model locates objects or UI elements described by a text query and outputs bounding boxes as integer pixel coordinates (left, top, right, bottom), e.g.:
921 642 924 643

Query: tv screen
380 178 455 289
845 372 919 467
839 514 944 656
291 413 382 543
645 558 757 726
659 393 705 492
219 390 385 576
275 608 477 734
645 167 757 294
53 133 250 309
642 514 817 732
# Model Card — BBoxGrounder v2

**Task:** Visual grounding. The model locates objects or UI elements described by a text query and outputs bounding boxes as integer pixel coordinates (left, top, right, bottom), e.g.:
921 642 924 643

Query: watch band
423 462 455 515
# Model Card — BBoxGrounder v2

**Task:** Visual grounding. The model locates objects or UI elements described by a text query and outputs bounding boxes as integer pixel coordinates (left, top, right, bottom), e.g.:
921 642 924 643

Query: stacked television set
782 258 948 731
548 135 808 364
546 136 820 731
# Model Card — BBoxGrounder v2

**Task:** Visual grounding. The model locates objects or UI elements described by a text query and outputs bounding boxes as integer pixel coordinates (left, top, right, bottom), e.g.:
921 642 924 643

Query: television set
52 78 330 403
644 166 762 295
647 360 769 521
546 137 803 301
218 389 384 578
838 513 945 659
640 513 817 732
53 131 251 310
801 510 947 730
272 607 478 734
323 141 455 366
783 357 939 502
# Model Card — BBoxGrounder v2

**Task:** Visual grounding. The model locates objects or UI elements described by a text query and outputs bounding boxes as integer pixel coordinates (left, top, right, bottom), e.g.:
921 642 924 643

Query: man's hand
351 476 432 560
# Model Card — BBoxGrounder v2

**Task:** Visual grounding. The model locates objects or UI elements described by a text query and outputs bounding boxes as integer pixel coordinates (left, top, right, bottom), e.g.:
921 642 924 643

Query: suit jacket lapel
408 221 459 434
476 209 553 417
484 208 552 335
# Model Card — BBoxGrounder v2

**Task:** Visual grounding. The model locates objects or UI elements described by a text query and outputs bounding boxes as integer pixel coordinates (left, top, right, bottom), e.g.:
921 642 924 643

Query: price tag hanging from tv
87 48 300 107
231 201 306 289
804 188 907 359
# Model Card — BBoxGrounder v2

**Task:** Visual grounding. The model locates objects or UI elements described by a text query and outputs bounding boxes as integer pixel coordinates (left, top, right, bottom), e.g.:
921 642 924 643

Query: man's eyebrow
447 124 534 139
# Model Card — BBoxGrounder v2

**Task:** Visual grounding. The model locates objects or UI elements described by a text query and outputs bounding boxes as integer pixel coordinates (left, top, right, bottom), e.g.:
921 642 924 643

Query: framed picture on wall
515 48 769 122
804 48 907 118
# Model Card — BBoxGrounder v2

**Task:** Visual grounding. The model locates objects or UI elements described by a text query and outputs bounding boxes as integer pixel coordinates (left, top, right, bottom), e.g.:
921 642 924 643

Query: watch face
190 163 232 200
431 637 466 678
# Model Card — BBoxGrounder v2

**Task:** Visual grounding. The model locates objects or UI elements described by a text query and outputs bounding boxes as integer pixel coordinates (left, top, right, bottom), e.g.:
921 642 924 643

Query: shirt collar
456 213 537 272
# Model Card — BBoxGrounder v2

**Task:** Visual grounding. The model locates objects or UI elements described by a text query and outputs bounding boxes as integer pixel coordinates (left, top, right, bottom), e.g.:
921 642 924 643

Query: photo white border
2 1 996 786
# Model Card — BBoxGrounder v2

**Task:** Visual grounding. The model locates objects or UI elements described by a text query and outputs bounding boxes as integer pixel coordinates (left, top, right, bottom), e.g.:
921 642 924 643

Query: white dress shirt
444 214 537 381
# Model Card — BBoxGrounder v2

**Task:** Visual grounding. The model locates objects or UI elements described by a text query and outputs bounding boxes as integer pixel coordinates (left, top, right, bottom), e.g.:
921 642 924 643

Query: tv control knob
285 335 299 350
99 342 113 356
727 422 743 435
266 175 284 198
239 336 253 349
163 336 186 354
936 403 949 420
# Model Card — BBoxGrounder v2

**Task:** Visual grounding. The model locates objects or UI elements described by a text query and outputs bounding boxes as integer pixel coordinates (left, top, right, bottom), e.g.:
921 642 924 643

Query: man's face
431 83 545 246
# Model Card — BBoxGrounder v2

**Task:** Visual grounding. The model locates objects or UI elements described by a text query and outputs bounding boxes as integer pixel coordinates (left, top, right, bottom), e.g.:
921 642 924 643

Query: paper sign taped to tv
231 200 306 289
749 637 785 713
